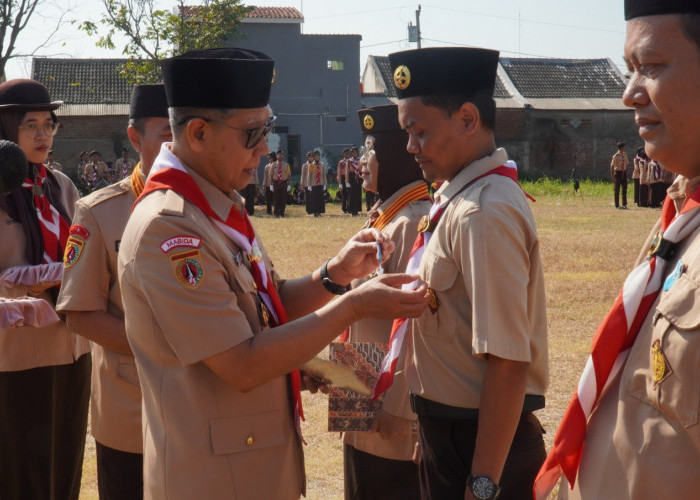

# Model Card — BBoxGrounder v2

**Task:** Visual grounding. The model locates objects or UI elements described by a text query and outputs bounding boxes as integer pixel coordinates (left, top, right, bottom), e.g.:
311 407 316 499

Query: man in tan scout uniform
535 1 700 499
610 141 629 209
84 150 111 191
342 104 431 500
56 84 171 499
389 47 549 499
117 48 429 500
115 147 137 180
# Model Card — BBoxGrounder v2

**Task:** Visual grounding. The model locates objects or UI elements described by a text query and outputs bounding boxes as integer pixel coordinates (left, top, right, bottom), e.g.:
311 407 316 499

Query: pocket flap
657 275 700 330
209 411 285 455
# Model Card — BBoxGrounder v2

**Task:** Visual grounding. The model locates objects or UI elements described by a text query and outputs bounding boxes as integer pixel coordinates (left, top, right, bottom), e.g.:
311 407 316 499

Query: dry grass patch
79 196 661 499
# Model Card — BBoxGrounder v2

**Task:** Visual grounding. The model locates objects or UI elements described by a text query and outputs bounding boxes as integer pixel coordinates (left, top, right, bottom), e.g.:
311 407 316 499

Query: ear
186 119 208 153
457 102 481 137
126 125 143 153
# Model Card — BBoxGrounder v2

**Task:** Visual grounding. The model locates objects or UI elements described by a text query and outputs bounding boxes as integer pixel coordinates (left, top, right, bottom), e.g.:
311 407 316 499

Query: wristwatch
467 475 501 500
320 259 349 295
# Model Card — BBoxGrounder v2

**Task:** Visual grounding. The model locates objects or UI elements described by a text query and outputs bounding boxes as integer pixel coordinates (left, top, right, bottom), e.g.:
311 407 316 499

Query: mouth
636 116 660 136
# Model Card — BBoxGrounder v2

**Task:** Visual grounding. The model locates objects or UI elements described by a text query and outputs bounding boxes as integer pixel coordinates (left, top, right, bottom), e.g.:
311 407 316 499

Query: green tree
80 0 252 84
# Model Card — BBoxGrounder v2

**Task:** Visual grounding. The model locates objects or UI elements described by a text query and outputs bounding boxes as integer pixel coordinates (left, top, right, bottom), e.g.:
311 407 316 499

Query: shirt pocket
627 274 700 428
417 244 458 340
116 357 140 388
209 410 285 455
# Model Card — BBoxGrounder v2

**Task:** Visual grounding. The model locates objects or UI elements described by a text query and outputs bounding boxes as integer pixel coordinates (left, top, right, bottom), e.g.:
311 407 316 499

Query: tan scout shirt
115 158 136 179
56 173 142 453
263 161 274 187
406 149 548 408
571 175 700 500
118 157 303 500
0 171 90 371
272 161 291 183
305 161 327 188
344 181 431 461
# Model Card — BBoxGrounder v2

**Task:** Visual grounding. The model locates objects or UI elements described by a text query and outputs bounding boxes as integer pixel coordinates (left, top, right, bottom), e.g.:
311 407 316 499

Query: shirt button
246 436 254 446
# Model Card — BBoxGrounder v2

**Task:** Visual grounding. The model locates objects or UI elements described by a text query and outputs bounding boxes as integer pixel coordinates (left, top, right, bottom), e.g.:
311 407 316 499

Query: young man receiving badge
117 48 429 499
387 47 549 499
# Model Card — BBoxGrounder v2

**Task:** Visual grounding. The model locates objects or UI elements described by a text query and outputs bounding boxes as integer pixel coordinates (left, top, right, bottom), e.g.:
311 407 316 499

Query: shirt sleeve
454 203 534 362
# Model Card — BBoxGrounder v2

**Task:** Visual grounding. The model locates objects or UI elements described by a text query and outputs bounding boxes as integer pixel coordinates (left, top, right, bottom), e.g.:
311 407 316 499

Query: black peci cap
161 48 274 109
357 104 423 201
388 47 499 100
130 84 169 119
625 0 700 20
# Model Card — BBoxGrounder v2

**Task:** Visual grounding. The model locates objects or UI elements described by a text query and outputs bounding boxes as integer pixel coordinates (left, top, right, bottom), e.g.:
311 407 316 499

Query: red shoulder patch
69 224 91 240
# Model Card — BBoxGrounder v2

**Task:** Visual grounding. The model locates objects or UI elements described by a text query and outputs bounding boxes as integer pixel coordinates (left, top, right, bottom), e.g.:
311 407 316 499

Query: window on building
327 60 344 71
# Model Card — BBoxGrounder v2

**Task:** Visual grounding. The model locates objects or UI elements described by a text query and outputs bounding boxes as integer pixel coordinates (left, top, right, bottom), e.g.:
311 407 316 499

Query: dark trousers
348 174 363 215
310 185 326 215
417 411 546 500
238 184 256 216
633 178 640 205
272 180 288 216
341 184 349 213
265 187 273 214
650 182 667 208
344 444 420 500
0 353 91 500
613 171 627 207
639 184 649 207
96 442 143 500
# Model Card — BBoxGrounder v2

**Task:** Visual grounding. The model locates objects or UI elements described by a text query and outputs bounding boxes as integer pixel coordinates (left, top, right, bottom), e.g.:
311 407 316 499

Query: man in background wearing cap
116 147 137 180
57 84 171 499
389 47 548 500
610 141 629 209
117 47 429 499
342 104 431 500
84 150 110 192
535 2 700 499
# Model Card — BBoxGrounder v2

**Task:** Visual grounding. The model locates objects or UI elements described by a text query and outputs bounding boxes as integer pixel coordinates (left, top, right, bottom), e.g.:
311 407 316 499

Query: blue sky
7 0 628 79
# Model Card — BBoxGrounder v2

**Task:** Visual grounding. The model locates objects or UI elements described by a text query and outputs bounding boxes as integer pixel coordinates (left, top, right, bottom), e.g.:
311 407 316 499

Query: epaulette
79 179 132 208
159 189 186 217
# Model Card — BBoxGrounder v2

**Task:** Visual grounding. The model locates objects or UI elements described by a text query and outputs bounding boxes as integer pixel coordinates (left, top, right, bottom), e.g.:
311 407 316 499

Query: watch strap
320 259 349 295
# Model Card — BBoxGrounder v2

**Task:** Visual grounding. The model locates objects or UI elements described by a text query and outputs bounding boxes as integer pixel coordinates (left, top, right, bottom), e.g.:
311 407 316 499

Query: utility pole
415 5 422 49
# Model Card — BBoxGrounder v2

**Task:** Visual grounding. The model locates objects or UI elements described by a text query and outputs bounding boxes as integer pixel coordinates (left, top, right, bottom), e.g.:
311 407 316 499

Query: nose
406 133 420 154
622 73 648 109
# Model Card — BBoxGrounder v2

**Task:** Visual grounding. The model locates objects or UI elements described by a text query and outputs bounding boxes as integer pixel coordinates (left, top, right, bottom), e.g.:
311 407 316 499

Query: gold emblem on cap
393 65 411 90
363 114 375 130
271 69 276 85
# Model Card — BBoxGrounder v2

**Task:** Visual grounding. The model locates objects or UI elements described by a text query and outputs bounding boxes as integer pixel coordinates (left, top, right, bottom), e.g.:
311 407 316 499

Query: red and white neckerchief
276 161 283 181
350 157 361 178
371 163 531 400
21 163 69 263
315 163 321 185
534 185 700 499
121 160 131 178
137 146 306 438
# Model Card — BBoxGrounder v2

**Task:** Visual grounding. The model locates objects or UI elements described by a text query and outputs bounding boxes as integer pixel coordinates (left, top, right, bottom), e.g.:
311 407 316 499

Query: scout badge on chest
428 288 439 314
651 339 671 386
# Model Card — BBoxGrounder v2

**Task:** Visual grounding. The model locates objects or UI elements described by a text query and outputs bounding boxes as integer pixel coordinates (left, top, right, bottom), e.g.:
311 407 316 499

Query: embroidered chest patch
170 249 204 289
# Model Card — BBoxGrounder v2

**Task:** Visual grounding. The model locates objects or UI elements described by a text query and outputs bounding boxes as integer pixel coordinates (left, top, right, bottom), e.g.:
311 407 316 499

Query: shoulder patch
160 235 202 253
69 224 91 240
170 249 204 288
64 235 86 268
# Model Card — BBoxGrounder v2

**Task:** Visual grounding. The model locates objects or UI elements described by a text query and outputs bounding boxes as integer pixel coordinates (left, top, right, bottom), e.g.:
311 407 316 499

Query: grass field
79 184 661 499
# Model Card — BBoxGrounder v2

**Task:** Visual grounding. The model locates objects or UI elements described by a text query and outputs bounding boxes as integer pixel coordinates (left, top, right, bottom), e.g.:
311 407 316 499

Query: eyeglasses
19 121 60 137
178 115 277 149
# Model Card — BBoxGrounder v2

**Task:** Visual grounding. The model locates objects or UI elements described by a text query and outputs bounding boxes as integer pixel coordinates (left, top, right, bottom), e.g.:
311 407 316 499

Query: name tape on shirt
160 235 202 253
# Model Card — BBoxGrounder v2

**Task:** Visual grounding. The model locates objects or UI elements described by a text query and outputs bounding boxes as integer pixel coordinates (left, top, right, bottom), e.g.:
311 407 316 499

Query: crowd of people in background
611 140 674 209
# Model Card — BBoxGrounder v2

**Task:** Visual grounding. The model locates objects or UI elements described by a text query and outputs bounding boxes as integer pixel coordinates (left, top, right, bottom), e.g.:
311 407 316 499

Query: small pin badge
428 288 439 314
663 259 684 292
652 339 671 386
417 215 430 233
648 231 663 257
260 301 271 327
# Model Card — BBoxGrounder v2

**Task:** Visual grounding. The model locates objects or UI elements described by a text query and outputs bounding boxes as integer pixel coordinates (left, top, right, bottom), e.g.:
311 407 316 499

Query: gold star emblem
393 65 411 90
271 69 276 85
363 114 375 130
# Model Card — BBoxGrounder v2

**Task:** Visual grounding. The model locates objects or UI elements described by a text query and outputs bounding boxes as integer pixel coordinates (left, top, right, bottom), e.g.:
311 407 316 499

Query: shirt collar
434 148 509 202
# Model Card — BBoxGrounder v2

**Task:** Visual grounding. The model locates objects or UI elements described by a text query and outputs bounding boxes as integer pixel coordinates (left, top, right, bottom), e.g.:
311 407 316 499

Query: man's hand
326 228 397 285
369 409 413 442
347 273 428 320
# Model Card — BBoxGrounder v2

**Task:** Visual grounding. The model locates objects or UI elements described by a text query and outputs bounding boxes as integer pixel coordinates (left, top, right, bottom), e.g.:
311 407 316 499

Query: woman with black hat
0 79 91 499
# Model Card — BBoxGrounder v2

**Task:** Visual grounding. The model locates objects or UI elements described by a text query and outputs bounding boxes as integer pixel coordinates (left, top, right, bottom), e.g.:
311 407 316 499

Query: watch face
470 476 498 500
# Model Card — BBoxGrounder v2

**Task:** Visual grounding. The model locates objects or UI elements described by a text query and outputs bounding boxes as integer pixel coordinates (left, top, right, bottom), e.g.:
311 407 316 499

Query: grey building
363 55 636 179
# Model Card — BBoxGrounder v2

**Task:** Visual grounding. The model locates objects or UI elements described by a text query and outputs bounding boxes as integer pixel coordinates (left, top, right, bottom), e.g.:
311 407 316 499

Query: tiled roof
246 6 303 19
372 56 396 98
500 58 625 98
32 58 132 105
180 5 302 20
